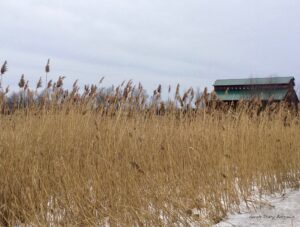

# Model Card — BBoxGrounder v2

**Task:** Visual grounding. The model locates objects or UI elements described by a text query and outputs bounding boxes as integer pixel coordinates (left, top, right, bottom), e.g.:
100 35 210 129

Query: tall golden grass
0 63 299 225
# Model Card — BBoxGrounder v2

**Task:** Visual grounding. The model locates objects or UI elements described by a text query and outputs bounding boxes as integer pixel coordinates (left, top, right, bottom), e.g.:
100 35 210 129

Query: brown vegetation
0 61 299 225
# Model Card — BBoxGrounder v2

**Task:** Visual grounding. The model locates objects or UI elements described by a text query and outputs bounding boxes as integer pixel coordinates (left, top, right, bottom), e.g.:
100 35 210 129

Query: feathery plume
24 81 29 90
45 59 50 85
5 86 9 94
157 84 162 94
56 76 65 88
175 84 180 98
90 84 97 96
73 79 78 88
45 59 50 73
99 76 105 84
47 80 52 89
18 75 25 88
84 85 90 94
36 77 42 89
0 61 7 88
1 61 7 75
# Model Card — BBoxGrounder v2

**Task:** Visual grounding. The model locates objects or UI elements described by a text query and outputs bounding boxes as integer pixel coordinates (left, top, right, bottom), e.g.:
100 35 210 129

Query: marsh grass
0 71 299 225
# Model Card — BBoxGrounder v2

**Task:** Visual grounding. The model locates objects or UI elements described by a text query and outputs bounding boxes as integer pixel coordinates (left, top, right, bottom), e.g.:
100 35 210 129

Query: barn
213 76 299 105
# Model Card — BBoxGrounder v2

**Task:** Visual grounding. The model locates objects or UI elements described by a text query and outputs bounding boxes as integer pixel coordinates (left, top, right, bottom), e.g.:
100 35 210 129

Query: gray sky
1 0 300 94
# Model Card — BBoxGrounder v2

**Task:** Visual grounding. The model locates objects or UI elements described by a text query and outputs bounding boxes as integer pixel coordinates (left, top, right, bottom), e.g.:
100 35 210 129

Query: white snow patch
215 189 300 227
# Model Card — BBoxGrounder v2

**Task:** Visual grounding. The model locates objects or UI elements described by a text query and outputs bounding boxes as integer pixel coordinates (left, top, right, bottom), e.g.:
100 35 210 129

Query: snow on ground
215 189 300 227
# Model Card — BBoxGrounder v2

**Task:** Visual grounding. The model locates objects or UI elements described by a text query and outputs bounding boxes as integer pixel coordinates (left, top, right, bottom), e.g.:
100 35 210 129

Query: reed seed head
36 77 42 89
45 59 50 73
18 75 25 88
1 61 7 75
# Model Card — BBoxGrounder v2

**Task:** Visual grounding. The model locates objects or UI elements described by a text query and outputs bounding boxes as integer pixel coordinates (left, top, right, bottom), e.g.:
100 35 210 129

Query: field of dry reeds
0 61 300 226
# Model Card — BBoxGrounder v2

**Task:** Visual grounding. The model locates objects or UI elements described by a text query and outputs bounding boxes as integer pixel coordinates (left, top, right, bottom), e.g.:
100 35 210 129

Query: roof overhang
214 77 294 87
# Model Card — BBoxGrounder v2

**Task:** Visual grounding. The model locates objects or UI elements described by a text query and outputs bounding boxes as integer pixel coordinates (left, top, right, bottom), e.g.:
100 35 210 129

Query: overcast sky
1 0 300 93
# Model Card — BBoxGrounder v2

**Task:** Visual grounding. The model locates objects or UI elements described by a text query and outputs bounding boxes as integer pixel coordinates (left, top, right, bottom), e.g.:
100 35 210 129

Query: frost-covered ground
215 189 300 227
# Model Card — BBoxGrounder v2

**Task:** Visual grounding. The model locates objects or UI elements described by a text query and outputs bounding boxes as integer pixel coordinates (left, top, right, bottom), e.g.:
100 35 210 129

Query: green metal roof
215 89 289 101
214 77 294 86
